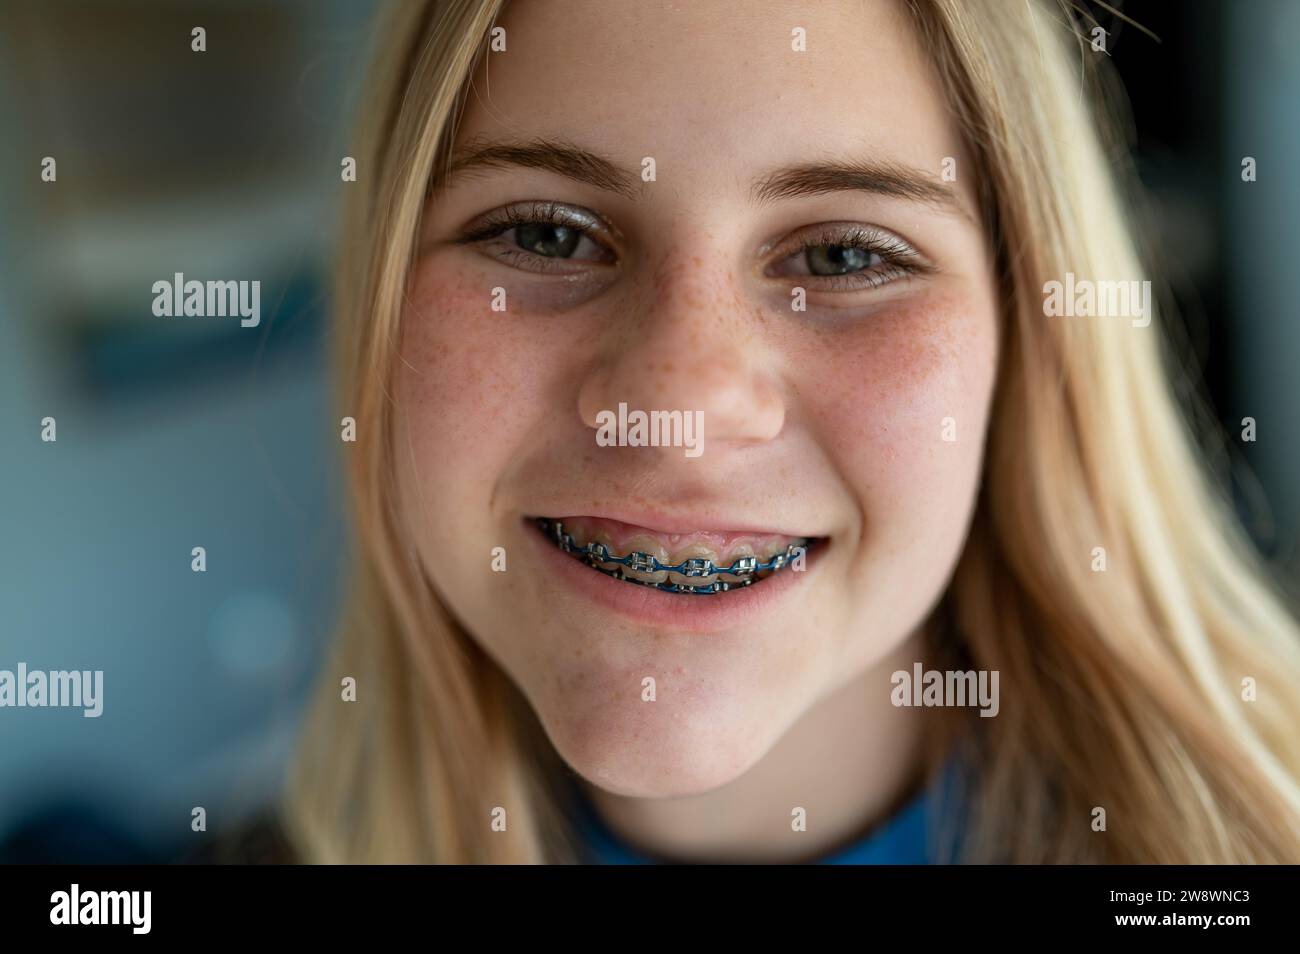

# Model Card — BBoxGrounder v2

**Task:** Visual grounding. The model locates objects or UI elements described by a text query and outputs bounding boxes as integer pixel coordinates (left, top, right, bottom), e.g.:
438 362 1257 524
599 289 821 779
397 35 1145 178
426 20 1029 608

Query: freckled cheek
397 261 550 460
799 309 996 502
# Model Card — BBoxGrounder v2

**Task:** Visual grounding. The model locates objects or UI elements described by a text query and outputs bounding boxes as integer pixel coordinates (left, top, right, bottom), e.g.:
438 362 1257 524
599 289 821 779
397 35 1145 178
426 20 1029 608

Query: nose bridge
576 248 784 444
647 246 749 343
637 252 748 382
621 249 747 399
652 247 720 316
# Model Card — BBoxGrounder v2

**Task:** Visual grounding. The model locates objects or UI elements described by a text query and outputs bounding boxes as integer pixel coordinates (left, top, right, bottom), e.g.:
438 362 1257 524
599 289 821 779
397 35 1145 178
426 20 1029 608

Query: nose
577 253 785 448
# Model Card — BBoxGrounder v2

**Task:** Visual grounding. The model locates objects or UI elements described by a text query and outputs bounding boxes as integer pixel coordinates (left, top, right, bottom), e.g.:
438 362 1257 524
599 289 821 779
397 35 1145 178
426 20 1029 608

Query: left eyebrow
750 157 973 223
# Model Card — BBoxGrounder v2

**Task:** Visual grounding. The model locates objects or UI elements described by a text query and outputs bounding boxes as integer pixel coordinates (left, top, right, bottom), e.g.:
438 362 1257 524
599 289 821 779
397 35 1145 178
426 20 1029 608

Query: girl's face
397 0 999 797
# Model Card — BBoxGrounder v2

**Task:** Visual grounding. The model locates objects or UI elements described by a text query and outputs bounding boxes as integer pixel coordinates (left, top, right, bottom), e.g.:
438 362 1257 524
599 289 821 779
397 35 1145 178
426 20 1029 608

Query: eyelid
761 221 929 267
457 199 624 247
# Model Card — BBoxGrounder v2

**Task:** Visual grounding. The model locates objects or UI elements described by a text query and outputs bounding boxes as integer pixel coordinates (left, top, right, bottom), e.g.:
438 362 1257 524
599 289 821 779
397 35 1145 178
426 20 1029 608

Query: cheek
390 261 545 566
397 255 577 481
798 293 997 509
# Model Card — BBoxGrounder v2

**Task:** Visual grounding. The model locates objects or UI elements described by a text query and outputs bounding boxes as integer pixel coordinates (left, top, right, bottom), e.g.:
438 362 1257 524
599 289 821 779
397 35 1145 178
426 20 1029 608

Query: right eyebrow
434 136 642 200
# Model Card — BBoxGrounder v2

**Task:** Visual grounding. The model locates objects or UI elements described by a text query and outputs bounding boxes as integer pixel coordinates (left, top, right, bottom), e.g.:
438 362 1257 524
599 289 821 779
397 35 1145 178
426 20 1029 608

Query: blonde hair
282 0 1300 863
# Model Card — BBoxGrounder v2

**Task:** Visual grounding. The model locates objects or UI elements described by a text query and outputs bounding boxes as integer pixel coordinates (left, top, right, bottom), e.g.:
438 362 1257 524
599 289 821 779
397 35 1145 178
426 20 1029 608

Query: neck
577 627 934 863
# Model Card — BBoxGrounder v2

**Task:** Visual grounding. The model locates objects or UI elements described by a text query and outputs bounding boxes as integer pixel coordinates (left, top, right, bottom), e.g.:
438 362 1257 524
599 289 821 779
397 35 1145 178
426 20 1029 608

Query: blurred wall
1226 0 1300 561
0 0 380 860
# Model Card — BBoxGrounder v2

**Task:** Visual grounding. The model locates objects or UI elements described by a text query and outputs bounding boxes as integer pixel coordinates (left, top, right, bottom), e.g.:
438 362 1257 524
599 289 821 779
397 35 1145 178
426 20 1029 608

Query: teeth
614 534 670 583
550 521 804 571
538 517 814 594
715 540 758 583
665 542 719 586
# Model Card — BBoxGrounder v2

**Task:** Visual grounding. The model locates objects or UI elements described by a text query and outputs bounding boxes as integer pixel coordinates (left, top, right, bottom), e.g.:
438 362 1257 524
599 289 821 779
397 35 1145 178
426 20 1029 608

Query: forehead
455 0 968 198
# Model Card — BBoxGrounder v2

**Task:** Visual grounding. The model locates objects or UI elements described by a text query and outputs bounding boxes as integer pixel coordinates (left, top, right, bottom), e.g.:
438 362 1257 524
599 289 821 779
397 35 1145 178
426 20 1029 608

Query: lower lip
523 519 825 632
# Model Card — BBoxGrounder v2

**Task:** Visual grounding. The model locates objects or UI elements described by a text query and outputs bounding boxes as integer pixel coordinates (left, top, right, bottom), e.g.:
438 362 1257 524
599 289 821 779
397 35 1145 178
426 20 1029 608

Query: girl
283 0 1300 863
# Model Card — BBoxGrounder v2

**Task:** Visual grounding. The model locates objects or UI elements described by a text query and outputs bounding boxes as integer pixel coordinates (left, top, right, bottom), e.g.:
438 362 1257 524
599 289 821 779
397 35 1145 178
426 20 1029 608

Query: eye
514 222 582 258
765 223 932 291
457 200 617 273
805 245 879 276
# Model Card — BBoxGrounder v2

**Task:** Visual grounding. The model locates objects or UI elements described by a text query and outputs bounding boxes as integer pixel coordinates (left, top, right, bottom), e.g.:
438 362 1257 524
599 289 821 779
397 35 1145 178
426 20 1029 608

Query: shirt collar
570 759 961 864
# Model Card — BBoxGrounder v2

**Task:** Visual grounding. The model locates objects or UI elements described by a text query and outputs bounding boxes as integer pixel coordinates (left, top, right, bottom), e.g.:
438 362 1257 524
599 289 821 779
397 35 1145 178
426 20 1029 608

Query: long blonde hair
283 0 1300 863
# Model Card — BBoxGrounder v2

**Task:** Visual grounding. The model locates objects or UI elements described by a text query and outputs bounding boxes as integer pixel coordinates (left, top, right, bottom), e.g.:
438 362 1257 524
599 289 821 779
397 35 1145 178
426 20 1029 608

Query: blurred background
0 0 382 862
0 0 1297 862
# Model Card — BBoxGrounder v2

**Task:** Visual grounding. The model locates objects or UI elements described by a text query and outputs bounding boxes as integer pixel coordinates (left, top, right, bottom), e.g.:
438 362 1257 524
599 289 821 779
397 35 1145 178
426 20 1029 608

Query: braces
535 517 812 595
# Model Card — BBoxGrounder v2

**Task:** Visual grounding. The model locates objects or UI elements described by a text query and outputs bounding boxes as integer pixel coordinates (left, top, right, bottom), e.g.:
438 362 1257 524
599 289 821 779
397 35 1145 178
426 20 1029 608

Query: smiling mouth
533 516 819 595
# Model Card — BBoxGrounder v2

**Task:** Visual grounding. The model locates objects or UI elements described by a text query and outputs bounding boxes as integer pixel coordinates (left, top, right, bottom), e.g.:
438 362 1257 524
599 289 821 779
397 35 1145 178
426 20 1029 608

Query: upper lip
523 504 825 540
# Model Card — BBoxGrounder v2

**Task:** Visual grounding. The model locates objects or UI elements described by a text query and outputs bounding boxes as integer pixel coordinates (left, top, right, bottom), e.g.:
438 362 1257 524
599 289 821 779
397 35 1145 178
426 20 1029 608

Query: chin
535 688 779 799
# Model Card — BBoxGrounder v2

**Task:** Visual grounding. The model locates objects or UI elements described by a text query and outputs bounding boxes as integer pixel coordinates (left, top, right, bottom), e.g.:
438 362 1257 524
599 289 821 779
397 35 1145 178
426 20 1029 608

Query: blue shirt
571 765 960 864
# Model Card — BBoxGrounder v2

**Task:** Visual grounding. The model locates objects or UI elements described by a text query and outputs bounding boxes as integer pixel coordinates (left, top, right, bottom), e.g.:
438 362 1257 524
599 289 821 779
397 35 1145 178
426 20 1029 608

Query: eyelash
455 201 613 274
768 222 933 291
456 201 932 290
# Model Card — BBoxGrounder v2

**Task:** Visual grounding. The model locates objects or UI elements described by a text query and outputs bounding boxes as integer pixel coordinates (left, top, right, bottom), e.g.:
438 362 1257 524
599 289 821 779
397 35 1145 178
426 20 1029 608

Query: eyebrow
437 136 971 221
750 158 970 221
437 136 641 199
